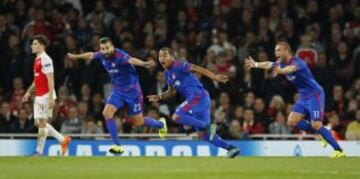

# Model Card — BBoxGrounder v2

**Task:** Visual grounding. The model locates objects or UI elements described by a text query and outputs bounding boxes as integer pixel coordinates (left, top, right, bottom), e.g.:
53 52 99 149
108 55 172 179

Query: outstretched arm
128 57 156 68
190 64 229 83
245 56 274 70
273 65 297 76
147 86 177 102
67 52 94 61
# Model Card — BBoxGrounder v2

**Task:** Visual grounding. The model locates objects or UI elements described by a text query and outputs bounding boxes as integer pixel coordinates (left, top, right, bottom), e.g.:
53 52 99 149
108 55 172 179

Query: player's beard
105 49 114 57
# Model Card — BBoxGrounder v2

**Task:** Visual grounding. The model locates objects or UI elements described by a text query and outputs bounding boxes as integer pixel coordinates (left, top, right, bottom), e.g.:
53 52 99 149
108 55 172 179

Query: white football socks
47 123 65 143
36 127 48 154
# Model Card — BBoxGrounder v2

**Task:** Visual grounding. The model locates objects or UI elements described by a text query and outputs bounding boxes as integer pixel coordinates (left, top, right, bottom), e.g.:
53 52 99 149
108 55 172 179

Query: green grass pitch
0 157 359 179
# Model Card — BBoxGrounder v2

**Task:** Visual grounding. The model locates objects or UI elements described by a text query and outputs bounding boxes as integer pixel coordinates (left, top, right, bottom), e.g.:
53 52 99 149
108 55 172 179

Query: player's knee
172 114 180 123
36 119 47 128
133 121 143 126
102 110 114 119
132 118 144 126
38 127 48 136
34 121 40 128
287 118 297 127
311 121 322 131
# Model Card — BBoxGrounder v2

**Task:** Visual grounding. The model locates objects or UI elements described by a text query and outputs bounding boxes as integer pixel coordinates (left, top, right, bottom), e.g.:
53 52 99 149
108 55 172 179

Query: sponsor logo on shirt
44 63 52 67
108 69 119 73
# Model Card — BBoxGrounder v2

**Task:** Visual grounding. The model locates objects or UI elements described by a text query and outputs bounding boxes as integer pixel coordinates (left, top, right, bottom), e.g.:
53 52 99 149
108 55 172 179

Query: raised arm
273 65 297 75
245 56 274 70
147 86 177 102
128 57 156 68
190 64 229 83
67 52 94 61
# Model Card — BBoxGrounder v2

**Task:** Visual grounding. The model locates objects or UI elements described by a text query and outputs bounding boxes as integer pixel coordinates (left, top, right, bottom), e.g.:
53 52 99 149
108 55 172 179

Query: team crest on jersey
286 75 296 81
172 73 176 79
112 62 116 67
175 80 181 86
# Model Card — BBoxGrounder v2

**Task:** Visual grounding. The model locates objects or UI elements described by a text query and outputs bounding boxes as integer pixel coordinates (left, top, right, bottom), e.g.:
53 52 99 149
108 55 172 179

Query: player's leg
126 85 167 137
103 90 124 154
32 97 49 156
129 113 164 129
34 118 48 155
45 106 71 156
288 99 316 133
172 96 209 130
126 85 164 129
198 99 240 158
288 112 316 133
46 123 71 156
308 92 344 157
103 104 120 144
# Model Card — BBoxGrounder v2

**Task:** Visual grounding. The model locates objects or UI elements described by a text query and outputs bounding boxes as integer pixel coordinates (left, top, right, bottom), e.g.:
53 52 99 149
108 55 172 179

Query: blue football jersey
165 60 206 99
273 56 323 97
94 48 139 90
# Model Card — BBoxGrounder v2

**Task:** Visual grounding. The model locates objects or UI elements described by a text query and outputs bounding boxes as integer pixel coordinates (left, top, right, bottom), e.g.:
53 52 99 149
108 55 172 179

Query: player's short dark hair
99 37 113 44
32 34 49 47
159 47 175 57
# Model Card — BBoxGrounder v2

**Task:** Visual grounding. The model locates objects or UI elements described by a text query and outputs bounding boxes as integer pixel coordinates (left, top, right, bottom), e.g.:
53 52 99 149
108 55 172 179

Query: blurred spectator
242 108 265 136
231 105 244 121
10 108 35 133
295 35 317 68
78 101 89 122
215 51 236 78
328 85 348 115
269 111 291 135
74 17 92 49
267 95 285 118
345 79 360 101
1 35 24 91
346 110 360 140
79 83 91 103
10 77 25 114
61 106 83 134
243 92 255 108
326 113 342 140
0 102 16 133
85 0 115 29
81 117 104 140
31 8 52 41
254 98 270 128
312 52 333 94
89 93 105 123
229 119 244 139
148 71 171 116
214 92 232 122
329 41 354 88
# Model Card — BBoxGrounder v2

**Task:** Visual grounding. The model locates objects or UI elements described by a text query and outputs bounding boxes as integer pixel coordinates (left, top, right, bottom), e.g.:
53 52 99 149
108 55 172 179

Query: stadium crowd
0 0 359 140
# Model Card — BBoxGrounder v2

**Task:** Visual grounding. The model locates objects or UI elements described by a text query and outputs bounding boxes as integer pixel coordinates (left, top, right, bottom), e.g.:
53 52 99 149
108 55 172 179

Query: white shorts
34 93 55 121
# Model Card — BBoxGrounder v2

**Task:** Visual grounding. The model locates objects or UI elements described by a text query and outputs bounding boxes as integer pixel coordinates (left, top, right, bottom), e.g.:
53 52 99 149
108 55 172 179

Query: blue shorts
175 92 211 126
106 83 143 116
292 91 325 121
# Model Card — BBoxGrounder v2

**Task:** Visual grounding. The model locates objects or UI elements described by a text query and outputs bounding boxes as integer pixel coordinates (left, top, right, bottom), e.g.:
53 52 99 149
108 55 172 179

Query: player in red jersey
22 34 71 156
